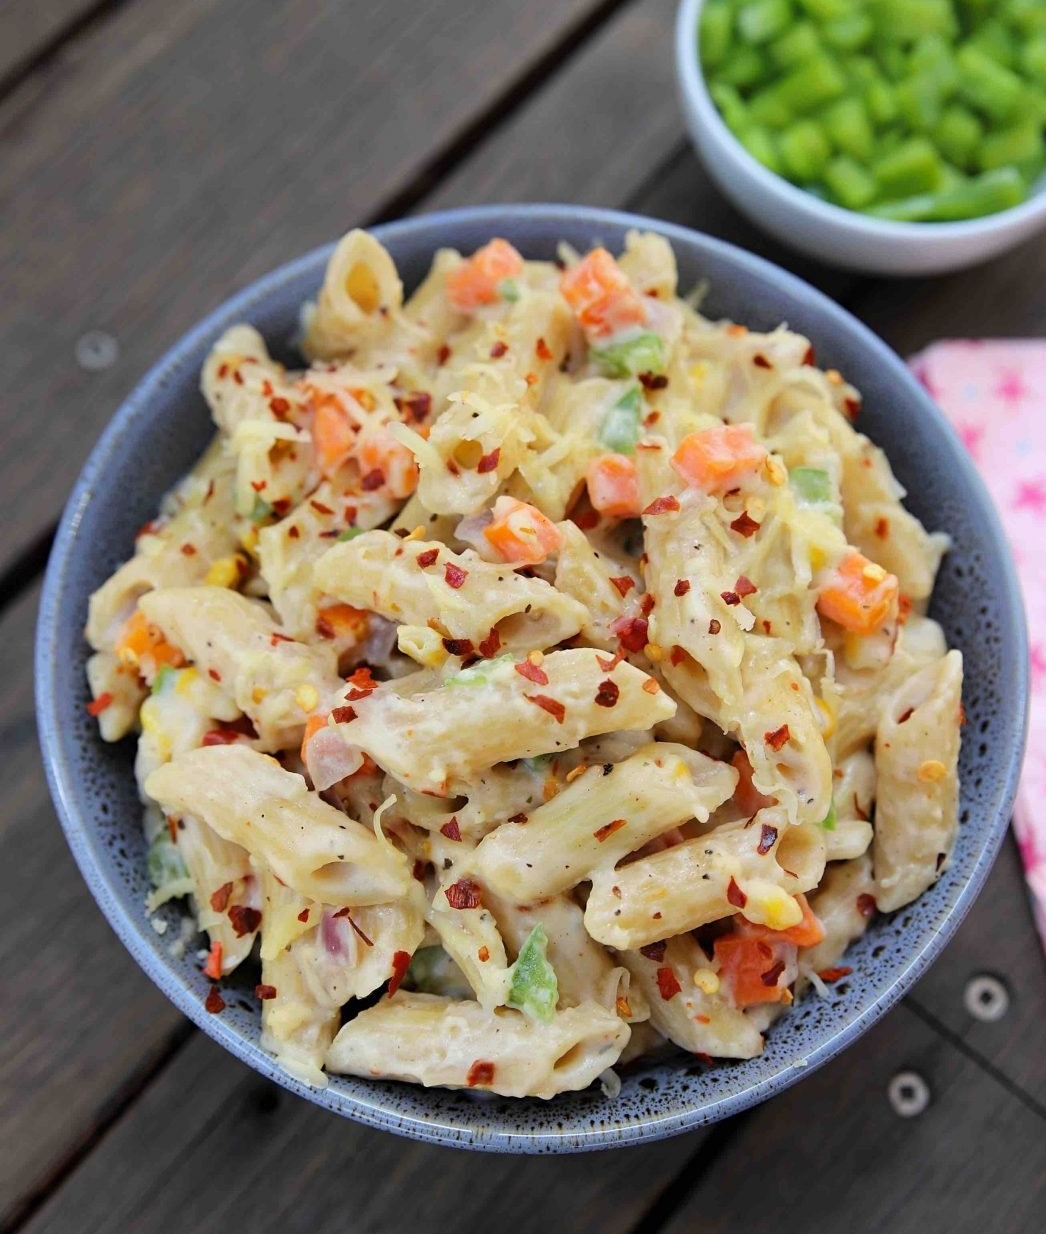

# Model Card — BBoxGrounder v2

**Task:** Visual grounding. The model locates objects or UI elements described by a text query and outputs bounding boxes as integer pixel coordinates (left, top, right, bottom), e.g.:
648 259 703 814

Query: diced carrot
731 748 776 816
203 940 223 980
311 399 356 478
817 552 899 635
300 712 328 762
741 894 825 949
713 934 789 1008
446 238 524 312
670 424 768 493
559 248 647 338
115 610 185 673
355 425 418 498
585 454 641 518
483 496 562 565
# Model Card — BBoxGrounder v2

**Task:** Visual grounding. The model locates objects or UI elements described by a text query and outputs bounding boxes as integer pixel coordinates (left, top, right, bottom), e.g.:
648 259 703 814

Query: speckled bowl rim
36 204 1028 1152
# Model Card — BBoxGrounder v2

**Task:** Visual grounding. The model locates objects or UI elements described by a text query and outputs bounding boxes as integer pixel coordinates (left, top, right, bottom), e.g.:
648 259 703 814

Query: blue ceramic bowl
36 205 1028 1152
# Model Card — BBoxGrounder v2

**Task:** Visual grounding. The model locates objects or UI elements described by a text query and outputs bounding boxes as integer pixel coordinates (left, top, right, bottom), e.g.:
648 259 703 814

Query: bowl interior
37 204 1027 1152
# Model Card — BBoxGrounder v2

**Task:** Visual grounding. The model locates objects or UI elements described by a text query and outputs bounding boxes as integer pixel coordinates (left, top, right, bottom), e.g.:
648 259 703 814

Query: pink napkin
910 341 1044 948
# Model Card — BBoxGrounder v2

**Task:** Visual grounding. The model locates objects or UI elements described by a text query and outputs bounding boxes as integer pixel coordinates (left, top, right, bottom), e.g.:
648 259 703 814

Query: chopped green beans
700 0 1046 223
790 466 833 504
599 387 643 454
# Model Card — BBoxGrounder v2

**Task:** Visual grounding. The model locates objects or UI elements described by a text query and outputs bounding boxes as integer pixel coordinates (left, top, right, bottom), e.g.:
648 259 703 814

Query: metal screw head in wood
964 974 1009 1023
888 1071 930 1118
75 331 119 371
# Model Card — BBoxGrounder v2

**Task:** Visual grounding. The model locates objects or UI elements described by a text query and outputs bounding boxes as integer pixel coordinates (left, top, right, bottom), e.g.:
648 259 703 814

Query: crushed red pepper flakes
802 345 816 366
210 882 233 913
595 679 620 708
508 812 528 824
526 693 566 724
596 648 624 672
437 344 452 366
640 941 667 962
255 984 278 1000
639 371 669 390
897 706 915 724
898 594 912 624
467 1060 496 1087
271 498 291 516
708 619 722 634
204 986 225 1014
844 396 861 419
753 353 772 369
85 692 114 716
818 966 852 983
761 959 786 987
270 632 294 646
180 543 197 557
250 479 267 492
958 701 967 726
643 495 681 516
202 729 242 746
656 967 682 1000
610 615 649 653
765 724 791 751
726 877 747 908
388 950 412 997
395 392 432 421
639 592 656 616
443 637 475 658
476 447 501 473
228 905 262 937
297 908 310 923
735 575 757 598
610 575 635 598
208 668 222 683
853 794 870 822
857 893 877 918
721 590 740 606
416 548 439 568
670 645 687 665
439 817 462 842
535 337 553 361
875 516 890 539
311 499 334 515
444 562 468 589
361 468 385 491
331 705 357 724
642 679 660 694
446 879 483 910
515 659 550 686
333 909 374 947
730 511 761 537
674 578 691 597
594 818 627 843
758 824 779 855
478 628 501 658
489 340 508 358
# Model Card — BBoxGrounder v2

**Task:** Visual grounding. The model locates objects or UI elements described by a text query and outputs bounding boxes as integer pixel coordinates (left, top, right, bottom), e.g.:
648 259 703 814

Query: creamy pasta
85 228 962 1098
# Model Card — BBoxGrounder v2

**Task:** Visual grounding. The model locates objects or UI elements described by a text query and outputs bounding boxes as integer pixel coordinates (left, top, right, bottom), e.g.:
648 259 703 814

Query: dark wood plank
0 0 101 88
0 0 619 581
659 1002 1046 1234
20 1031 704 1234
0 585 187 1229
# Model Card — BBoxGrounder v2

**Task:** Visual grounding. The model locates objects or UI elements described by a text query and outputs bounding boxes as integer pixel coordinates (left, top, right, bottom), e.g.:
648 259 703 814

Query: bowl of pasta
36 204 1027 1152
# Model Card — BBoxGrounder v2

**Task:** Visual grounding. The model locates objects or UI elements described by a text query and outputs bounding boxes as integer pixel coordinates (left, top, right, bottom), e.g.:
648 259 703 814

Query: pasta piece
145 744 412 906
85 651 146 742
803 854 876 976
326 993 630 1098
178 814 260 974
472 743 736 901
302 230 403 360
873 650 963 911
426 875 511 1010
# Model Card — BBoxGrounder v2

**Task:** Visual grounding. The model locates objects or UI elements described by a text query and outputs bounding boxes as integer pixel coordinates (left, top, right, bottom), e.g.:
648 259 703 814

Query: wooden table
2 1 1043 1229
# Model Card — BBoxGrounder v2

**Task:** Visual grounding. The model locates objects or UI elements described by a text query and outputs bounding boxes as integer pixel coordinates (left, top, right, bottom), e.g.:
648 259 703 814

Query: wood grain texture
659 1002 1046 1234
0 586 187 1229
0 0 102 87
0 0 616 581
19 1030 705 1234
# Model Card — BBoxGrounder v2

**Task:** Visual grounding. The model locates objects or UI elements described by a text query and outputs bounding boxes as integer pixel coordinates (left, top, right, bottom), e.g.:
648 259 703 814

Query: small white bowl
675 0 1046 275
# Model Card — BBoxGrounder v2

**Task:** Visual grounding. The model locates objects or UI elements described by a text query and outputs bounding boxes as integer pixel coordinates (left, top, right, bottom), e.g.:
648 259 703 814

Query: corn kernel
814 696 837 741
175 667 198 696
296 684 319 713
862 562 888 583
809 544 827 572
239 525 259 553
252 686 267 705
765 457 787 486
689 361 711 387
693 967 720 995
204 554 245 588
918 759 947 782
644 642 664 662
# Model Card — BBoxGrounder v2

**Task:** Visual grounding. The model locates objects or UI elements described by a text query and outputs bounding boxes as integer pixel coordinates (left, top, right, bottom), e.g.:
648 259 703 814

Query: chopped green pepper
790 466 833 504
506 925 559 1023
147 831 189 890
820 799 837 831
591 332 666 379
599 387 643 455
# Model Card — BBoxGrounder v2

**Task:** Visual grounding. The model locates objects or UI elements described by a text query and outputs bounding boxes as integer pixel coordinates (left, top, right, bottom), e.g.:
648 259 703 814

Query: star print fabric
911 340 1045 953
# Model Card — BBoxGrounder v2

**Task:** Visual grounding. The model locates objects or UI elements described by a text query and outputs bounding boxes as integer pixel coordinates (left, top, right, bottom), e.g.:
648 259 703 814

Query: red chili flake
898 594 912 625
526 694 566 723
395 392 432 422
730 511 760 538
735 575 757 598
478 628 501 658
640 941 667 962
439 817 462 842
611 885 622 899
802 345 816 366
270 396 291 417
610 615 649 653
207 668 222 684
708 619 722 635
310 499 334 515
250 479 268 492
228 905 262 937
218 363 229 378
643 495 680 516
204 986 225 1014
958 702 967 726
180 543 197 557
639 592 656 616
297 908 310 923
203 940 223 980
670 645 687 665
508 812 528 824
330 705 357 725
757 824 779 856
594 818 627 843
388 950 412 997
478 945 491 963
875 516 890 539
818 966 853 984
596 648 624 672
345 666 377 692
416 548 439 568
345 686 372 702
765 724 790 751
674 579 691 597
271 497 291 516
210 882 233 912
720 590 740 606
85 692 113 717
762 620 773 635
443 637 475 658
202 729 241 746
361 468 385 491
467 1060 496 1087
844 396 861 419
595 679 620 708
639 371 669 390
446 879 482 910
857 893 877 918
853 794 869 822
490 340 508 358
444 562 468 589
254 984 278 1002
288 526 302 543
535 337 553 361
726 877 747 908
232 370 244 386
476 447 501 474
656 967 682 1000
437 344 451 366
610 575 635 598
644 410 661 427
270 632 294 645
897 706 915 724
514 659 549 686
761 960 786 987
